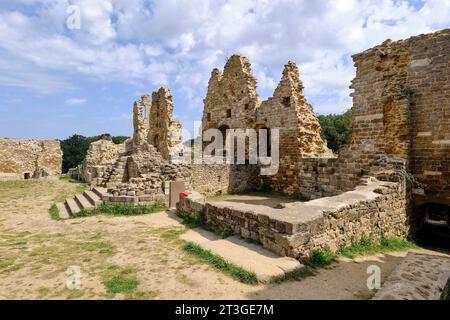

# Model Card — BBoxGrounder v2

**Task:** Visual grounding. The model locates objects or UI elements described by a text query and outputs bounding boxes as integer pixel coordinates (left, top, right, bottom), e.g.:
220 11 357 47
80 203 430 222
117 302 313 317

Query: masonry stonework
0 139 62 180
200 55 332 195
178 29 450 262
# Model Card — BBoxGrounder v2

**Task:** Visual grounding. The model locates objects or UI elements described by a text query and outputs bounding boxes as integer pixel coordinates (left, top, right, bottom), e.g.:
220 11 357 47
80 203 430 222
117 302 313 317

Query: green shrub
48 203 60 220
290 193 310 202
338 235 418 258
178 211 205 228
305 246 337 268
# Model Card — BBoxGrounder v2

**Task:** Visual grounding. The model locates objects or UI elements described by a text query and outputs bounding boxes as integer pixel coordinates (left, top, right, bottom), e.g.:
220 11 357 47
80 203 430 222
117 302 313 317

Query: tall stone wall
257 62 333 194
295 29 450 206
0 139 62 180
147 87 183 161
349 29 450 209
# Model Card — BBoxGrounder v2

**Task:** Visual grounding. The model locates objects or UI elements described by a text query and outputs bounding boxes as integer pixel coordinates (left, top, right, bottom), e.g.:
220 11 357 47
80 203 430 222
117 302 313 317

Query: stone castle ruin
178 29 450 258
0 139 62 181
65 29 449 260
68 87 190 206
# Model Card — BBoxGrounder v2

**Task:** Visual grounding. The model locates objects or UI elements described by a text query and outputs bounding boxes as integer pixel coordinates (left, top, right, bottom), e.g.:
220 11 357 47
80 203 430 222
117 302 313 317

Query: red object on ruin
180 191 191 198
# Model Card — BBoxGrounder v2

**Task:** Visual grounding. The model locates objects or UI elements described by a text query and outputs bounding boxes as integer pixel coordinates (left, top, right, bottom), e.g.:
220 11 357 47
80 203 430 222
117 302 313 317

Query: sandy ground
0 179 445 300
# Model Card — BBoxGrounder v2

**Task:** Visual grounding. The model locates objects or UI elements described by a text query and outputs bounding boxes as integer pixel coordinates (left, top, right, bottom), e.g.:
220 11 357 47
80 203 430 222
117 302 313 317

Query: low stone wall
191 164 260 195
0 139 62 180
177 177 410 259
373 252 450 300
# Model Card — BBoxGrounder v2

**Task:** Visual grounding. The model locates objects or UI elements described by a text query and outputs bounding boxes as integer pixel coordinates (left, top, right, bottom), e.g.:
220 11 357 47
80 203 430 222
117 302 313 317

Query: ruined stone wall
199 56 331 195
350 29 450 208
295 29 450 203
191 164 260 195
257 62 333 194
178 177 410 259
202 55 260 134
0 139 62 180
147 88 183 161
73 138 125 184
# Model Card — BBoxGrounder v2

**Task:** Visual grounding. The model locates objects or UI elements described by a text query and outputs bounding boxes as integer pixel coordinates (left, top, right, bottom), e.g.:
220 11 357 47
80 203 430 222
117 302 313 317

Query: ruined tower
146 87 183 161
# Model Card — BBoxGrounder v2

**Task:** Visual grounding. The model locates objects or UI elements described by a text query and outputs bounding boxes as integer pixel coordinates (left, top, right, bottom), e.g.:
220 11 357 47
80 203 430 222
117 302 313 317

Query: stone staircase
101 156 129 189
56 187 110 219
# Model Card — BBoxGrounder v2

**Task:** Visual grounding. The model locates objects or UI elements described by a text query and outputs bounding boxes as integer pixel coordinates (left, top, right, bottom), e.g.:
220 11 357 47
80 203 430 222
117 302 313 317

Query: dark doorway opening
415 203 450 248
23 172 31 180
218 125 229 157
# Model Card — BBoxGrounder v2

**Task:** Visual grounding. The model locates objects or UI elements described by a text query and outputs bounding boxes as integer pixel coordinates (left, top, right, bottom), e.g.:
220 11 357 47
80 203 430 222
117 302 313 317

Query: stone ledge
180 227 303 283
373 252 450 300
177 177 407 259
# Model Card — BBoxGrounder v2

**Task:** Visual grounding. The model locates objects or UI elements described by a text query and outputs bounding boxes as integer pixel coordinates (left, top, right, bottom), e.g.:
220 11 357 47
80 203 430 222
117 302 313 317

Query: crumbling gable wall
257 61 333 194
202 55 261 132
0 139 62 180
199 55 332 195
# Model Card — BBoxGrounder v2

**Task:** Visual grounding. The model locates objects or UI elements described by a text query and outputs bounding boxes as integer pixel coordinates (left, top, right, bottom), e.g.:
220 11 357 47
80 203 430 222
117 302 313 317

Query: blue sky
0 0 449 140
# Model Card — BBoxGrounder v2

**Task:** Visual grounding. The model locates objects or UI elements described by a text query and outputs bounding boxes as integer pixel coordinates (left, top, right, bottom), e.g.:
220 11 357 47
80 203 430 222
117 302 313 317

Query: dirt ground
0 179 444 300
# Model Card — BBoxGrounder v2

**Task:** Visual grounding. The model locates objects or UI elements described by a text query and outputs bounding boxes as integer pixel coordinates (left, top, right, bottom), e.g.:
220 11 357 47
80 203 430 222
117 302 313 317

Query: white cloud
0 0 449 116
65 98 87 105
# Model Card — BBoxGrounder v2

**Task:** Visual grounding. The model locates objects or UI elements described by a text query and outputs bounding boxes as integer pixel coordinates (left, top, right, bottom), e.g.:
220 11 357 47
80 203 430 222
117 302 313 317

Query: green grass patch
76 240 116 256
305 246 337 268
60 176 86 183
0 180 40 191
183 242 257 285
0 256 23 274
271 266 316 284
66 289 85 299
38 287 50 298
75 185 87 194
48 203 60 220
338 236 418 258
178 211 205 228
270 247 336 284
221 229 234 239
160 228 186 241
73 202 168 218
289 193 310 202
102 266 139 295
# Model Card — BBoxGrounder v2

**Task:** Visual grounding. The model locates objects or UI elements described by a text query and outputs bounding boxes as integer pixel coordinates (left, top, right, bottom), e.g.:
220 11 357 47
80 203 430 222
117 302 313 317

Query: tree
60 134 129 173
112 136 129 144
318 108 352 153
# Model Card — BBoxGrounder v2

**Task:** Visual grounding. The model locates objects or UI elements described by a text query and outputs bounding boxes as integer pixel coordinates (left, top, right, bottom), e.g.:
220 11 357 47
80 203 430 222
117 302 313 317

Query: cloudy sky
0 0 449 140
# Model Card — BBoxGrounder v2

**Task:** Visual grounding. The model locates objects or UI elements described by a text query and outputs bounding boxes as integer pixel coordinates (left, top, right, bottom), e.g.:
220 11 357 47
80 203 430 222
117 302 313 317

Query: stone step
180 228 303 283
56 203 70 219
83 190 102 206
74 194 94 210
65 198 81 215
93 187 109 199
